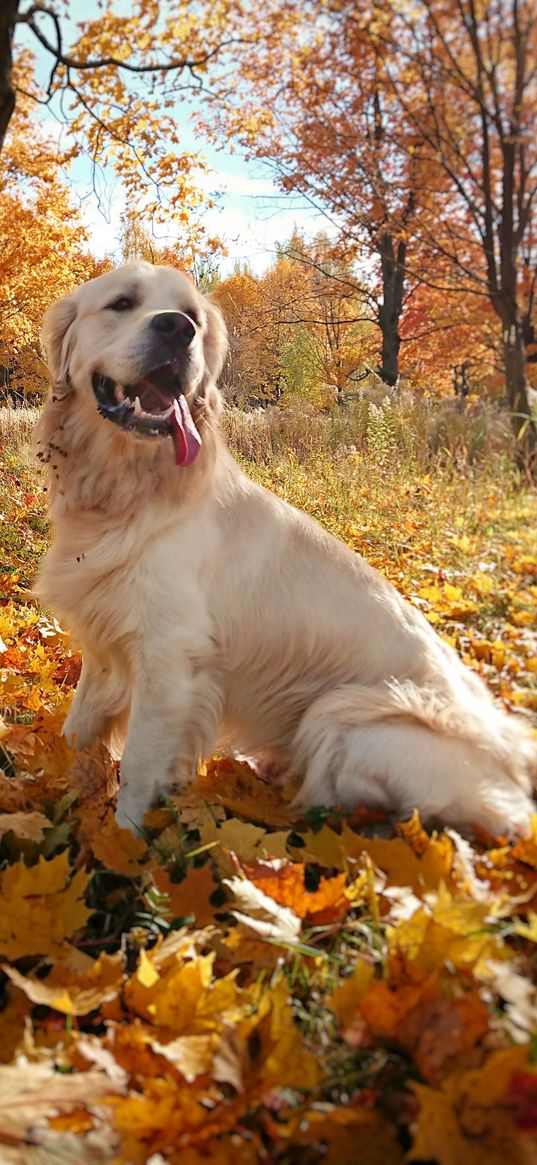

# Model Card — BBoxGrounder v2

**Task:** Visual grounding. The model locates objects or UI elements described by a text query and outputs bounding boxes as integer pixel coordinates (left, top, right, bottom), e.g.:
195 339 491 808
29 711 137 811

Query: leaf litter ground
0 445 537 1164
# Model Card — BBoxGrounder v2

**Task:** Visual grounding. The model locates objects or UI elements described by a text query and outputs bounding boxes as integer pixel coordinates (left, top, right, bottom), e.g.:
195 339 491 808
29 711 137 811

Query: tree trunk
378 233 406 387
502 318 537 473
0 0 19 154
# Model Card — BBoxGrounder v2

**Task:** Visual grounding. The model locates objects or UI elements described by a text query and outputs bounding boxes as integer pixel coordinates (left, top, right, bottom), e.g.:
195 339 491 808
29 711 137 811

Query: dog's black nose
150 312 196 347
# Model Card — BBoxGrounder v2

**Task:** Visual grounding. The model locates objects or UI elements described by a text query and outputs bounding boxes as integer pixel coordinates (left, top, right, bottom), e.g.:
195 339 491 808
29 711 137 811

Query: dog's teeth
134 395 142 416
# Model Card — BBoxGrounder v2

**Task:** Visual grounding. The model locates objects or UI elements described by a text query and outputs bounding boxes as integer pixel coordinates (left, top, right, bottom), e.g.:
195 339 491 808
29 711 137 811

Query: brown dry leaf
0 810 49 841
0 852 91 959
0 1055 126 1145
398 991 490 1084
271 1103 404 1165
4 951 125 1017
153 863 221 927
0 988 32 1065
200 755 299 827
410 1045 537 1164
240 858 349 925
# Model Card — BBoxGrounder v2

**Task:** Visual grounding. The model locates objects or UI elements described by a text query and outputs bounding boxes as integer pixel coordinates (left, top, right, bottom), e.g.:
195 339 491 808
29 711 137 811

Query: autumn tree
272 235 377 404
399 279 500 398
373 0 537 464
199 0 428 387
1 2 239 262
213 268 280 404
200 0 536 449
213 236 376 406
0 58 107 401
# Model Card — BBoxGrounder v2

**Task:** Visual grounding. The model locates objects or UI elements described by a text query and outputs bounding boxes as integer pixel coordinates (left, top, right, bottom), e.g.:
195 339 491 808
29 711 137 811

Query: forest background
1 0 536 448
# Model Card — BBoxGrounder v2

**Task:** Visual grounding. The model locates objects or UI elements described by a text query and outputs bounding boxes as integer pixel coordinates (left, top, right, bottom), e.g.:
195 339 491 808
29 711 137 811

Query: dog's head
41 262 228 467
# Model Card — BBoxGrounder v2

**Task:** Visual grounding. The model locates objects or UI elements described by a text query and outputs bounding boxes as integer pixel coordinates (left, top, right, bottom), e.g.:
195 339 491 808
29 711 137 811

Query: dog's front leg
115 657 221 832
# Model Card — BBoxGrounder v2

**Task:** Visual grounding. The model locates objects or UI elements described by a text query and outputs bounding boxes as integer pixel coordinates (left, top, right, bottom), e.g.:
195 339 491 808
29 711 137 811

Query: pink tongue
170 396 202 467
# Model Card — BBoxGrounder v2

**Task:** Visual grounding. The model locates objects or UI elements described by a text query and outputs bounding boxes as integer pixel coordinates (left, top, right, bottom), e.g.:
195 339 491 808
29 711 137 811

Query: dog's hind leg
291 682 534 837
63 652 129 752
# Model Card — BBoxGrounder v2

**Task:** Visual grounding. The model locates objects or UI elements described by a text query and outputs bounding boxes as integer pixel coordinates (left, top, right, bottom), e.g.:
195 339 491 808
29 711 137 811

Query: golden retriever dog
35 262 536 836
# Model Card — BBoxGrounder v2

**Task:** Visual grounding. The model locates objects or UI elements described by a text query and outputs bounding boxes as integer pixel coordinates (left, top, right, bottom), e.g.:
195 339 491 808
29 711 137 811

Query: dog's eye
107 296 135 312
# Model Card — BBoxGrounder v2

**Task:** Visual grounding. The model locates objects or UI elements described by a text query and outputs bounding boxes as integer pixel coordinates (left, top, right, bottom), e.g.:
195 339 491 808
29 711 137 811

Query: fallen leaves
4 951 125 1016
1 453 536 1162
0 809 49 841
409 1046 537 1165
0 1055 125 1158
236 858 350 924
0 852 91 959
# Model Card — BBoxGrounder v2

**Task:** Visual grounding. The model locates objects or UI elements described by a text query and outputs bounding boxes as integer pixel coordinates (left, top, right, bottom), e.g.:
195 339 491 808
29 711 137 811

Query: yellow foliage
0 423 536 1159
0 853 91 959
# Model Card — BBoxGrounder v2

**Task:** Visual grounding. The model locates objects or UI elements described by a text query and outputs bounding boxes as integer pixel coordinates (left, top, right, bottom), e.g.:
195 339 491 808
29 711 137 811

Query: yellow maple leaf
234 978 320 1096
297 820 453 893
79 808 148 875
331 958 375 1030
0 852 91 958
4 951 125 1016
388 884 507 979
124 949 242 1033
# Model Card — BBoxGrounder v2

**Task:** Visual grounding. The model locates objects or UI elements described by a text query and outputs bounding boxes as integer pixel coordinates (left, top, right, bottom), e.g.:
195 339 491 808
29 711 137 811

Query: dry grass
223 397 515 470
0 406 39 453
1 397 515 469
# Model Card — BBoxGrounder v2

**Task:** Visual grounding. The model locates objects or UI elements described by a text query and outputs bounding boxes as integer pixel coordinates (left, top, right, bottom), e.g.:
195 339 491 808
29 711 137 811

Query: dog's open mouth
92 362 202 467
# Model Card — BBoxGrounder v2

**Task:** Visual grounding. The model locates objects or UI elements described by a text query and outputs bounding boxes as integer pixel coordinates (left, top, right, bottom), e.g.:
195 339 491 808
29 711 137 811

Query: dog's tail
291 679 536 835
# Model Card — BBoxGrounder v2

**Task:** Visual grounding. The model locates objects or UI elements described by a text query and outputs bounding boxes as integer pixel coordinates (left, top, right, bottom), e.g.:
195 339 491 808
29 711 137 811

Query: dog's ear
41 293 78 391
203 297 228 385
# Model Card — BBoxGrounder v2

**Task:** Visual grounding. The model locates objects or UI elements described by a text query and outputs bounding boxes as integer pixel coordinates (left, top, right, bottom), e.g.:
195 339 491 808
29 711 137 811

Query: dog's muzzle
91 359 202 467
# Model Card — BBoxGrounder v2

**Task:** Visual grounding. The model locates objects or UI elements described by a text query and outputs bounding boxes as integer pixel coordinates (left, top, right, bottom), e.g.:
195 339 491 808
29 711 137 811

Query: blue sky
17 2 332 274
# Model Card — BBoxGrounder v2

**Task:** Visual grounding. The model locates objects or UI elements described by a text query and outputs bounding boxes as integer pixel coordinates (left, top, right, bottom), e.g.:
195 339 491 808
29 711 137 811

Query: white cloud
74 162 336 276
196 168 279 199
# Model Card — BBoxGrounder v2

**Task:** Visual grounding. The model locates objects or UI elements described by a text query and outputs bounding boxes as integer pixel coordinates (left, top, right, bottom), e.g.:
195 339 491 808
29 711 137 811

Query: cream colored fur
36 261 536 835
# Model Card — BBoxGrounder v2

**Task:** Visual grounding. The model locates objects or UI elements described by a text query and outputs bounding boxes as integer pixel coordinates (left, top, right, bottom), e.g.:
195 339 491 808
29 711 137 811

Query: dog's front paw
115 782 150 834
